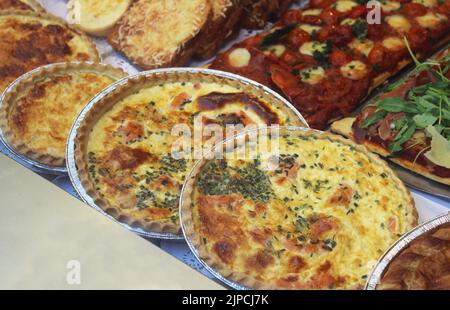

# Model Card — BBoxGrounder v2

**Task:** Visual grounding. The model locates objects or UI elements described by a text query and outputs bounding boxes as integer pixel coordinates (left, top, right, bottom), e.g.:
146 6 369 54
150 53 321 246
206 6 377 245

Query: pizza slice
331 46 450 186
211 0 450 129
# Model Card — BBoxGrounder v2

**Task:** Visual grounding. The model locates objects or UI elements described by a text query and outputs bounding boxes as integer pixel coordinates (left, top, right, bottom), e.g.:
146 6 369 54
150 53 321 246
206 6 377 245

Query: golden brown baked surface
75 73 304 235
182 129 417 289
108 0 212 69
378 222 450 290
0 0 42 11
0 10 99 93
1 63 124 167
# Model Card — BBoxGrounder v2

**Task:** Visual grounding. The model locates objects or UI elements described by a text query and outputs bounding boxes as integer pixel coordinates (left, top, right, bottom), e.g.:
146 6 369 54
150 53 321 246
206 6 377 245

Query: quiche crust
181 128 418 289
0 62 126 167
72 70 306 236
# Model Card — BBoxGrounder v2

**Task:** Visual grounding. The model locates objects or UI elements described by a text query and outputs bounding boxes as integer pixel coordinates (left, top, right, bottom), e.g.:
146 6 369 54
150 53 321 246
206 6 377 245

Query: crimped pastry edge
72 69 307 236
180 127 418 290
0 62 126 168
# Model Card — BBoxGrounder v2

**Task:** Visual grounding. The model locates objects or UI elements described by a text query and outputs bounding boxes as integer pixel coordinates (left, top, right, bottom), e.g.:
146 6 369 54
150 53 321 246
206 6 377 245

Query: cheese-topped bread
67 0 132 37
181 128 417 289
108 0 212 69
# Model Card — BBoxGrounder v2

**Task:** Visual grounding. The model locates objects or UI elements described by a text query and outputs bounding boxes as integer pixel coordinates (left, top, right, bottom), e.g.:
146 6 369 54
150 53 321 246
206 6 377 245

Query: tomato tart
211 0 450 129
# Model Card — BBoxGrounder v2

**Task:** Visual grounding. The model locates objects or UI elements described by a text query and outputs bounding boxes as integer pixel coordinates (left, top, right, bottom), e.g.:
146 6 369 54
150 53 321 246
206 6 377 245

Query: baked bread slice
0 0 44 11
67 0 132 37
195 0 244 60
108 0 212 69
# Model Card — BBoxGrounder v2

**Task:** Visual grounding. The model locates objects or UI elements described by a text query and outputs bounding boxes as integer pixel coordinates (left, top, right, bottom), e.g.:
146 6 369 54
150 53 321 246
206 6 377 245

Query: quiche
0 0 43 11
181 127 417 289
376 218 450 290
73 70 305 235
211 0 450 129
0 10 100 93
0 62 125 167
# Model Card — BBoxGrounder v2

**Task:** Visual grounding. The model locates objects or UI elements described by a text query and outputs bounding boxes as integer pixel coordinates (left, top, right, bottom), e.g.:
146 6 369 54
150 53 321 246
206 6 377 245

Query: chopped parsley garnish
197 160 274 203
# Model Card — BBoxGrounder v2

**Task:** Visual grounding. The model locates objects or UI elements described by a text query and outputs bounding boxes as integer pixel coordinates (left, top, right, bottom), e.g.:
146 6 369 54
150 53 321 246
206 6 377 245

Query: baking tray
365 212 450 290
67 68 308 240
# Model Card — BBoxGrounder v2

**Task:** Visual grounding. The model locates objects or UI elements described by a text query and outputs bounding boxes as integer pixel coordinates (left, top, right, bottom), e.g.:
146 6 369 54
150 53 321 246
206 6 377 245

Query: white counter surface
0 155 223 290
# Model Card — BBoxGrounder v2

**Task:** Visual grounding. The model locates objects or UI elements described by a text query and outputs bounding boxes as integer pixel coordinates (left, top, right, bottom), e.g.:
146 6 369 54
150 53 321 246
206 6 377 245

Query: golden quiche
0 62 125 167
0 10 99 93
181 127 418 289
73 70 305 235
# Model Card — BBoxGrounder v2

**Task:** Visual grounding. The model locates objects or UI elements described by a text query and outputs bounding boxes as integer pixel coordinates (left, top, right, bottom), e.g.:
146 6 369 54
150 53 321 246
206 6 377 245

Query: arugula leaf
377 97 420 114
413 114 438 128
362 110 388 128
389 121 417 153
260 24 296 48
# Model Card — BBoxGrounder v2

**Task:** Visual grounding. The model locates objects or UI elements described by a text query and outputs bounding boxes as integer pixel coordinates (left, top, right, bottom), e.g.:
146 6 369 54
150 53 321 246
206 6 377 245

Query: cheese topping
349 38 374 57
265 45 287 57
333 0 358 12
416 12 447 29
386 15 411 33
228 48 251 67
382 36 405 50
302 8 322 16
340 18 357 26
340 60 368 80
412 0 437 8
297 23 322 35
299 41 328 56
381 1 401 12
300 66 326 85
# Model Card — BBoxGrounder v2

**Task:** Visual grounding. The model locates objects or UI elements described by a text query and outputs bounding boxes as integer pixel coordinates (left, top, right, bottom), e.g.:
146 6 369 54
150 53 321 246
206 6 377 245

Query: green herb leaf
377 97 420 114
362 110 387 128
413 113 438 128
389 121 417 152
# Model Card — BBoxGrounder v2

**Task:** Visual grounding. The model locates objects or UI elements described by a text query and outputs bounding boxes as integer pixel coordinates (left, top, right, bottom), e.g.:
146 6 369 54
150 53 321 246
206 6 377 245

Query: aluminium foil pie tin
0 61 125 175
365 212 450 290
0 64 69 175
66 67 308 240
179 127 317 290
